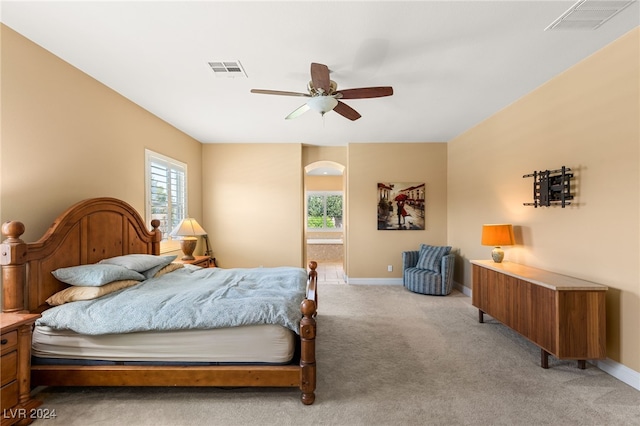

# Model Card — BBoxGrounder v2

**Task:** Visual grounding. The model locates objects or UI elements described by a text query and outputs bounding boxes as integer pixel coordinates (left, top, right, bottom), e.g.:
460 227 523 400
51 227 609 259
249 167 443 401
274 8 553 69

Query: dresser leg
577 360 586 369
541 349 549 369
478 309 484 323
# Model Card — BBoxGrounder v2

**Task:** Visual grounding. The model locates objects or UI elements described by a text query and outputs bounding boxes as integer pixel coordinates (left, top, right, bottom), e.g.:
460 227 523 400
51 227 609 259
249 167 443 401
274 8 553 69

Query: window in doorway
307 191 343 230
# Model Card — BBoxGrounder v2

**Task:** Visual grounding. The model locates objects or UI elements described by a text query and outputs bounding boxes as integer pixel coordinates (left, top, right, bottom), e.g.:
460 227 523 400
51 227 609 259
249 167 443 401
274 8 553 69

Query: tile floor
312 261 346 285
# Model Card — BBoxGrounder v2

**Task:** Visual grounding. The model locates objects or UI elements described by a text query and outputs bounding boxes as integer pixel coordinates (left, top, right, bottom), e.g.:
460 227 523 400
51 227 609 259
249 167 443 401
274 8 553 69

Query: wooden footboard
1 197 318 405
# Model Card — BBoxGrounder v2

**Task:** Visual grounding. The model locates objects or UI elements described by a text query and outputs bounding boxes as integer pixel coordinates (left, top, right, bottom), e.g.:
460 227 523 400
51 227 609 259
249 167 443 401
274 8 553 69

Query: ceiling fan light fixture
307 96 338 115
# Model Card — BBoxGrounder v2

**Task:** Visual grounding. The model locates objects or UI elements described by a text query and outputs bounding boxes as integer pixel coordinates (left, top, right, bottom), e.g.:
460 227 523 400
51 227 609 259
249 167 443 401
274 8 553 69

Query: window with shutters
145 150 187 248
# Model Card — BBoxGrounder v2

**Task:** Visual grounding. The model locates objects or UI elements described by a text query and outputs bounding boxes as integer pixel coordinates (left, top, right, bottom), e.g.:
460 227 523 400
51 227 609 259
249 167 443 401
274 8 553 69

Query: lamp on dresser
481 223 515 263
171 218 207 260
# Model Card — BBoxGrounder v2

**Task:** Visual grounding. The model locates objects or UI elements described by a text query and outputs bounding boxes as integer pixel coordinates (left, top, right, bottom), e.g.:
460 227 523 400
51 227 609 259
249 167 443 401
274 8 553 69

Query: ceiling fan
251 63 393 121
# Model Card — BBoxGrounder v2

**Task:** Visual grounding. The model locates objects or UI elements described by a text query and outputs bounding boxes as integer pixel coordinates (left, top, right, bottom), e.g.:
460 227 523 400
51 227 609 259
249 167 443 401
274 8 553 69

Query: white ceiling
1 1 638 146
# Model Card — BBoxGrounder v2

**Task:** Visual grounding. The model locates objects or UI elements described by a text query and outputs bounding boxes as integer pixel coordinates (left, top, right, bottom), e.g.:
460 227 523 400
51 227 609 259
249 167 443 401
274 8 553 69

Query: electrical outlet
387 265 393 272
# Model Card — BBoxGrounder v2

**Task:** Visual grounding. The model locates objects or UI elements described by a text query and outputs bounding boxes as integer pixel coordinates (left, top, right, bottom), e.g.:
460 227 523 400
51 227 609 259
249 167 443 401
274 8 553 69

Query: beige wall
305 175 343 191
347 143 448 279
201 144 304 268
0 25 203 242
448 28 640 371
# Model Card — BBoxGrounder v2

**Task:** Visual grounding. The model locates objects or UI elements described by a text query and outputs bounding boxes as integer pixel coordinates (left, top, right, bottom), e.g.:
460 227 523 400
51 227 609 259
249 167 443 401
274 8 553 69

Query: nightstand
175 256 214 268
1 313 41 426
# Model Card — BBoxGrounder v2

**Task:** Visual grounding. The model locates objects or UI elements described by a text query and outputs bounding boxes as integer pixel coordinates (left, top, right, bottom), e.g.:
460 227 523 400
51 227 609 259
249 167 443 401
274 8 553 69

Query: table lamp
481 224 515 263
171 218 207 260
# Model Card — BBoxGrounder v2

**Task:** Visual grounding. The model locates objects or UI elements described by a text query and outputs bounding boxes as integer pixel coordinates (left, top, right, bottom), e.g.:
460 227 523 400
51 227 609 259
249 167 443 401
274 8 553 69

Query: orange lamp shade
481 224 515 263
481 224 515 247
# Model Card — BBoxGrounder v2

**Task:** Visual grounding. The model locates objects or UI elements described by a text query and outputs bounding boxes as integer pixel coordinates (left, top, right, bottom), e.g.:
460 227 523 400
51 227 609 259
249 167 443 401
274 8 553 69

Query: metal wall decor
523 166 573 208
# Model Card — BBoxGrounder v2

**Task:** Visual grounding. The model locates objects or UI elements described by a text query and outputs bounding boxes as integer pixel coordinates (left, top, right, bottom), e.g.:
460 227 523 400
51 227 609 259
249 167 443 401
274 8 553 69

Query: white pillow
99 254 176 272
52 264 145 286
98 254 177 279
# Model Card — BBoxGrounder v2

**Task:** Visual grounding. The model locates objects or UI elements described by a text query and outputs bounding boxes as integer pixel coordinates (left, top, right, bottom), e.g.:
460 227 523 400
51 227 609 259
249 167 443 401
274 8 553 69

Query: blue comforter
37 266 308 335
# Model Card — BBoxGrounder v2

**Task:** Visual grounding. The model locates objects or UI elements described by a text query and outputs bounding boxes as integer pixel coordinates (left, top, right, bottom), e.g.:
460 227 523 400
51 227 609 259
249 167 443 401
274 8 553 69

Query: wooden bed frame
0 197 317 405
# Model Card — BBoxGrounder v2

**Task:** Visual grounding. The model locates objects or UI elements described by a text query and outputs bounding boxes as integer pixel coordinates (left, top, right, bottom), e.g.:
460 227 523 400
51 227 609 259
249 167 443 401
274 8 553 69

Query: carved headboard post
150 219 162 255
1 221 28 313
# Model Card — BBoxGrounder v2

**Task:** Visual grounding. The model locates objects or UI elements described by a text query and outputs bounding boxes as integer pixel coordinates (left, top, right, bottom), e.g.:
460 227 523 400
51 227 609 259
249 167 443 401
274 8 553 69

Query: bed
0 197 318 405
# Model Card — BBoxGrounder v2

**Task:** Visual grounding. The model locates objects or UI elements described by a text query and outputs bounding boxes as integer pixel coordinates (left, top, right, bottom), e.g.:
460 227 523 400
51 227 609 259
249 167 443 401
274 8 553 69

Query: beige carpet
31 284 640 425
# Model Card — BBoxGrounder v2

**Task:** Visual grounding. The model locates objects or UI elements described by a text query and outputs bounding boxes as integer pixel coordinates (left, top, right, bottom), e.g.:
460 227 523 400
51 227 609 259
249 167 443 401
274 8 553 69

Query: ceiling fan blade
251 89 310 97
333 101 361 121
285 103 311 120
310 63 331 94
336 87 394 99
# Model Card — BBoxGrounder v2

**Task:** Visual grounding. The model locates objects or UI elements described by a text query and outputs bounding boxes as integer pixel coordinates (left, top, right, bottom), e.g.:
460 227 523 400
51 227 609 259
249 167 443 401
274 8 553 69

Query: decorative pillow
415 244 452 273
99 254 177 273
52 264 145 286
46 280 140 306
141 256 179 279
153 262 184 278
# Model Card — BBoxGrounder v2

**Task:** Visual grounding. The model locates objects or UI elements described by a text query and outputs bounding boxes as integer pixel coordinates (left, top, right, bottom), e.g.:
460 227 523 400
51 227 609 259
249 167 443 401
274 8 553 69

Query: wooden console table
471 260 607 369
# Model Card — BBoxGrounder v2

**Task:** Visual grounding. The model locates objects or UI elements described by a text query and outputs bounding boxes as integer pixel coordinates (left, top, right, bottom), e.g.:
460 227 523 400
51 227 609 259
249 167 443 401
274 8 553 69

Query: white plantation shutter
145 150 187 240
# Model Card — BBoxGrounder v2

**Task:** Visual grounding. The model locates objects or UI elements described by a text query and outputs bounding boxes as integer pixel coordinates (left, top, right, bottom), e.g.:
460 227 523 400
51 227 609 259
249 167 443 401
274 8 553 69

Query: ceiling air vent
208 61 247 78
545 0 635 30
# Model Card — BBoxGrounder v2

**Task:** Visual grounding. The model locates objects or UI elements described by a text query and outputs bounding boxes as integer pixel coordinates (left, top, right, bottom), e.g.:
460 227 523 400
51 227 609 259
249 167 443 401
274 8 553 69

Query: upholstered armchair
402 245 455 296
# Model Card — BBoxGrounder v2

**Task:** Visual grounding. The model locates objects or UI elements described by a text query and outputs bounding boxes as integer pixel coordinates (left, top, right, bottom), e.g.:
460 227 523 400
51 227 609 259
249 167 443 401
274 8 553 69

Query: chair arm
441 253 456 287
402 251 419 270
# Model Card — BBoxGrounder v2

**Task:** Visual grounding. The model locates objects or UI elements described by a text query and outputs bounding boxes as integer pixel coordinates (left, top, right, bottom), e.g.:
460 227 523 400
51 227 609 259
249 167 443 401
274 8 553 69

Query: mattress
32 324 295 364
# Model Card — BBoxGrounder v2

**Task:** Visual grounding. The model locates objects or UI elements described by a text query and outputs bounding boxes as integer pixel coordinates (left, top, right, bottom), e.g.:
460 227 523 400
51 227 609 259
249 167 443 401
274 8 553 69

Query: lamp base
491 247 505 263
180 238 197 261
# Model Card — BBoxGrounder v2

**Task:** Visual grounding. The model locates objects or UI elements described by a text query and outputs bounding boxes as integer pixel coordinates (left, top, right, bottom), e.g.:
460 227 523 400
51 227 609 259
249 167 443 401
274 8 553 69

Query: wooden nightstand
175 256 214 268
1 313 41 426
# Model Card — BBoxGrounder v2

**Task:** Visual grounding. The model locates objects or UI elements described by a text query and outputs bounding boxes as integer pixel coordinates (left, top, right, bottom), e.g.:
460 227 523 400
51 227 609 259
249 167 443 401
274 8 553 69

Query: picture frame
377 182 425 230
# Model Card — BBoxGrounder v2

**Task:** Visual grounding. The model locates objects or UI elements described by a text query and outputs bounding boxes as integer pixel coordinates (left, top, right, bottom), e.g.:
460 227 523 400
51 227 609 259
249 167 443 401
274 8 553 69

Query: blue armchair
402 245 455 296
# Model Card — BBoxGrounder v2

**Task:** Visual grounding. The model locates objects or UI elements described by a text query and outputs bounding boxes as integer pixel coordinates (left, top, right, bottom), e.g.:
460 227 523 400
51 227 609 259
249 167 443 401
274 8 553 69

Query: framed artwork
377 182 425 230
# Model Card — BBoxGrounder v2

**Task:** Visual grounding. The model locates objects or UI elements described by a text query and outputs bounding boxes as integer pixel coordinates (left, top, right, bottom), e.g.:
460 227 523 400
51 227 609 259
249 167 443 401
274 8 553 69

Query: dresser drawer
1 330 18 354
1 380 19 411
1 350 18 387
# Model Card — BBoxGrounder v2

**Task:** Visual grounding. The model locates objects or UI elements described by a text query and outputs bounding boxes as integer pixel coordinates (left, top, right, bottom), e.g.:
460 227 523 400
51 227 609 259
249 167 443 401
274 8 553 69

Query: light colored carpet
32 284 640 425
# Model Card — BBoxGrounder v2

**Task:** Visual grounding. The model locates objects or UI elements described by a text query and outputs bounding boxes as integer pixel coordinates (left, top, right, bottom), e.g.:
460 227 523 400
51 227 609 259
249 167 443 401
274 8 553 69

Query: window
145 150 187 244
307 191 343 230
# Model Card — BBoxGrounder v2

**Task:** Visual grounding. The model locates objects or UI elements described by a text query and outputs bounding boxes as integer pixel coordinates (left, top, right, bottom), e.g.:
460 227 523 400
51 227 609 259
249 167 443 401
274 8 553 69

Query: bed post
299 261 317 405
1 221 28 312
150 219 162 255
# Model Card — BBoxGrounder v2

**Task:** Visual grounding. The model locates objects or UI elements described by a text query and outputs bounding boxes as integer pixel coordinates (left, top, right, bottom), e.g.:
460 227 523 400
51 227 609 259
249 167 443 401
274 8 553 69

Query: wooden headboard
1 197 161 314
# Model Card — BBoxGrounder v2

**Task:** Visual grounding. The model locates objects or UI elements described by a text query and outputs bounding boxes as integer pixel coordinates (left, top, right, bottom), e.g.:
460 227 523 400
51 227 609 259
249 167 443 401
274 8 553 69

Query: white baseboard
592 358 640 391
455 281 472 297
458 281 640 391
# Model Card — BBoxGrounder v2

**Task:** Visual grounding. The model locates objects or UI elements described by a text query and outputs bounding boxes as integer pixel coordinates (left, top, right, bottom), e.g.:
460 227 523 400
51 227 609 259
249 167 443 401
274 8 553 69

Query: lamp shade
170 218 207 237
481 224 515 247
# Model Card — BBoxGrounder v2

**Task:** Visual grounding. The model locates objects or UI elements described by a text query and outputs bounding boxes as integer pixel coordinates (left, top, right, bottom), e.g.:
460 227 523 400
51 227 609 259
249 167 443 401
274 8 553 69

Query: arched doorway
304 161 345 284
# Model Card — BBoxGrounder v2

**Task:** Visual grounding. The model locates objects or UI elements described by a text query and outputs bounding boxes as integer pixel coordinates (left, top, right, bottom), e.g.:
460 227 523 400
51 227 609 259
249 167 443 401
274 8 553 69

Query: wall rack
523 166 573 208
